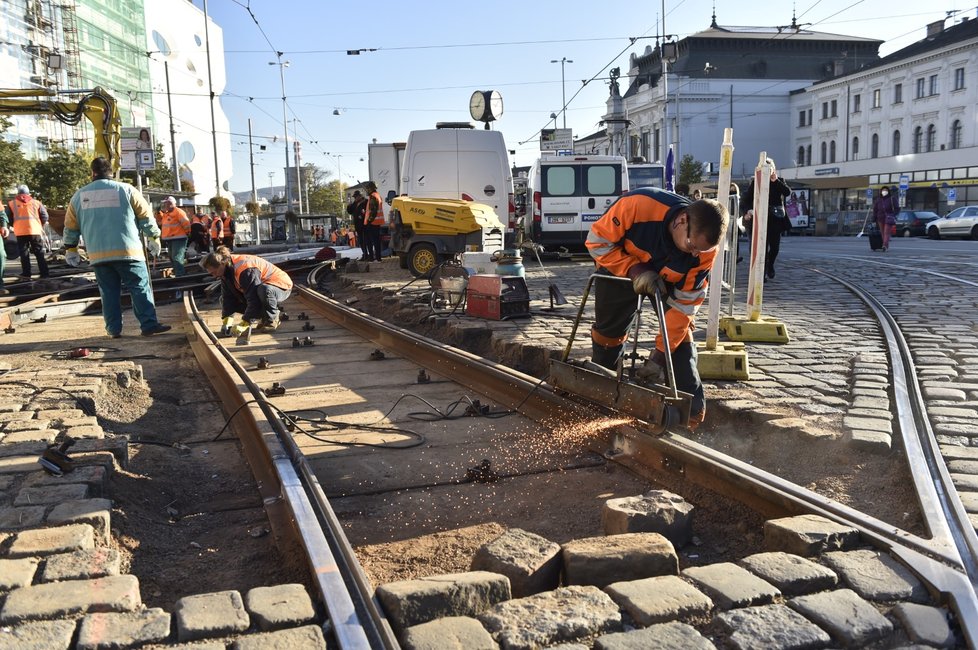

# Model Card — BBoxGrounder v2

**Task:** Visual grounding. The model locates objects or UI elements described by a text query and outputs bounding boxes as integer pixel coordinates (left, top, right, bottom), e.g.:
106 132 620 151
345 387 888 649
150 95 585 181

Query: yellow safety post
697 128 750 380
719 152 789 344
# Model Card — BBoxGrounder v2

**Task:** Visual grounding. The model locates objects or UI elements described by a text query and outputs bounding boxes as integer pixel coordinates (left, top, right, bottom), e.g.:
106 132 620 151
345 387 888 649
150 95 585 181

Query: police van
525 154 628 248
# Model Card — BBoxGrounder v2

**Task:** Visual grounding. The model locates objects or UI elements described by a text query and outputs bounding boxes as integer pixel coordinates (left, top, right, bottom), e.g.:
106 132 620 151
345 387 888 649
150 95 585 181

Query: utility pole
202 0 221 197
248 118 260 244
164 61 179 192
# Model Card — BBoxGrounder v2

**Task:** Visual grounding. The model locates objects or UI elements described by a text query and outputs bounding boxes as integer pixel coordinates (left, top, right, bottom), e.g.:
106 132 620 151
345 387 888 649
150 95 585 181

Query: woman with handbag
740 159 792 280
872 186 898 252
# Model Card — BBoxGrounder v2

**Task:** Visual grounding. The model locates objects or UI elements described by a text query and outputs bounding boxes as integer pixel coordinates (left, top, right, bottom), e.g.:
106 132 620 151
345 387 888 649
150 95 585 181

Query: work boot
141 324 172 336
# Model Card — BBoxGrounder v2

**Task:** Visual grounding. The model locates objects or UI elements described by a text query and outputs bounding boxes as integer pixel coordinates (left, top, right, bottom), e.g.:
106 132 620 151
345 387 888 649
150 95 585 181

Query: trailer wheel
408 243 438 277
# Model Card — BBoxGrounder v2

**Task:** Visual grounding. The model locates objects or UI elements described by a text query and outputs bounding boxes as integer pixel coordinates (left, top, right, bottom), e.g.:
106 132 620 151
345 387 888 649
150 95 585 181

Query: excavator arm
0 87 121 174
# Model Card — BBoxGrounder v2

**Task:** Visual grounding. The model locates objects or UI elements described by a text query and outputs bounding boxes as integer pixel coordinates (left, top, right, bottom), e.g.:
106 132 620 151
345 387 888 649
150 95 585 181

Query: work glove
217 316 235 338
146 238 162 258
627 263 666 297
233 320 251 336
636 348 667 384
65 248 82 267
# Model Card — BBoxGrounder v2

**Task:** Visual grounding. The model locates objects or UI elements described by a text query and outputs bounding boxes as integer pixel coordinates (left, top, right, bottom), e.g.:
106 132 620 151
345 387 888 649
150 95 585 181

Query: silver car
928 205 978 240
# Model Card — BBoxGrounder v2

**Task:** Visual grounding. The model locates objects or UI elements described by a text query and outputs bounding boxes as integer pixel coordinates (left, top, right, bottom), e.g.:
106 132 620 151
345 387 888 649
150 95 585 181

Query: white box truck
367 141 406 202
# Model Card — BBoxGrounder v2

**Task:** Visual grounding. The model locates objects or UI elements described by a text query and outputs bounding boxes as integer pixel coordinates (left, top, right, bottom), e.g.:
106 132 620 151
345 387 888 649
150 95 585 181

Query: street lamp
550 57 573 129
268 55 293 219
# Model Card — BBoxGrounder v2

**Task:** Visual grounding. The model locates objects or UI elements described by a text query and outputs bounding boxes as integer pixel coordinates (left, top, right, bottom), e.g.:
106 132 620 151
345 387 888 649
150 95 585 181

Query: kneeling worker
585 188 728 430
200 246 293 342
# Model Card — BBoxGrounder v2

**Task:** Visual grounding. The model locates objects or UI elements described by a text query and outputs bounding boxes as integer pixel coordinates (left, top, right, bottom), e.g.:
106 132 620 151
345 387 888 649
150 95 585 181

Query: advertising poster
120 126 155 171
786 188 810 229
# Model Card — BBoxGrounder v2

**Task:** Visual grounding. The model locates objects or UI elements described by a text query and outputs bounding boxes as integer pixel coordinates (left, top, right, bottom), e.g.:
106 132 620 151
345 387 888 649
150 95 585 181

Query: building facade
786 17 978 216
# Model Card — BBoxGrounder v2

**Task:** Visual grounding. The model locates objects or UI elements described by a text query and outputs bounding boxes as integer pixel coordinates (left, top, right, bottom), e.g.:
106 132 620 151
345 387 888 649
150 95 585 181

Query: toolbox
465 274 530 320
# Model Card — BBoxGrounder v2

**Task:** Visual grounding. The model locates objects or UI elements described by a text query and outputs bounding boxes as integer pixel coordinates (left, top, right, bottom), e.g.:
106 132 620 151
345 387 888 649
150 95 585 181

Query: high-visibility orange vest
160 206 191 239
222 214 234 236
210 215 223 240
231 254 293 292
365 191 385 226
8 198 44 236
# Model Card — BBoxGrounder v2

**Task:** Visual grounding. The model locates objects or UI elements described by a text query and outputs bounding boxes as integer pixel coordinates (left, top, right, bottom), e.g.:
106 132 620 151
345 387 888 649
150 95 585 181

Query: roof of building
862 17 978 72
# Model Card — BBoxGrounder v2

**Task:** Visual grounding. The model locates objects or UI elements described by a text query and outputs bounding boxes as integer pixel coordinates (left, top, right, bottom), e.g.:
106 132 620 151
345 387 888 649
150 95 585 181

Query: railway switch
264 382 287 396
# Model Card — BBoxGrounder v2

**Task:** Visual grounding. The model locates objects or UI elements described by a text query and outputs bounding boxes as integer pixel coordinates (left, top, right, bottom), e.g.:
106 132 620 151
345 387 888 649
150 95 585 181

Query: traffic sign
899 174 910 191
948 188 957 206
865 188 873 201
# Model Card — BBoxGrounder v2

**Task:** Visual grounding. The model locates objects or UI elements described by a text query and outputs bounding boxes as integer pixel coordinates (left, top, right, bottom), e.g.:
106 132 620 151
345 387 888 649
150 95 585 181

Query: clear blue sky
189 0 972 195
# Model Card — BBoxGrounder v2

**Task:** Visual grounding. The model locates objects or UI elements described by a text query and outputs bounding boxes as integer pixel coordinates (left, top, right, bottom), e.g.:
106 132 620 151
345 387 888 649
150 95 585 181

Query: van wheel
398 253 408 269
407 244 438 277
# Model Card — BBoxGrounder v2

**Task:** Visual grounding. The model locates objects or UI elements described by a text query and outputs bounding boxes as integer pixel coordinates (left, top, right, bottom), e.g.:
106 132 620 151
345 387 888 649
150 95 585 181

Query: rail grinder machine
548 274 693 434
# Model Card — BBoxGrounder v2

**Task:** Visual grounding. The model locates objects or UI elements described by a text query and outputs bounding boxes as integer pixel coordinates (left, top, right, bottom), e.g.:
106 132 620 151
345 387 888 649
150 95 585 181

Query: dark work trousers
364 224 383 261
223 283 292 324
222 236 234 251
764 221 783 277
590 272 704 417
354 221 369 259
17 234 49 277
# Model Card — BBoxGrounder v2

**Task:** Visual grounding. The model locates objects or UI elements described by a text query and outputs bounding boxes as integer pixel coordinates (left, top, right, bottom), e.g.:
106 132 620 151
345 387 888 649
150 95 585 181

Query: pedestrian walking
740 158 791 280
585 187 728 431
209 212 224 252
220 210 236 250
5 185 50 279
346 190 368 260
363 181 385 262
62 157 171 337
157 197 191 276
200 247 293 340
872 186 898 252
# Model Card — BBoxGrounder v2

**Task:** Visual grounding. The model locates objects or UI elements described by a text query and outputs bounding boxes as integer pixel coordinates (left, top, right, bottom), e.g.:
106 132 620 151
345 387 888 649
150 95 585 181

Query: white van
526 154 628 248
401 123 516 235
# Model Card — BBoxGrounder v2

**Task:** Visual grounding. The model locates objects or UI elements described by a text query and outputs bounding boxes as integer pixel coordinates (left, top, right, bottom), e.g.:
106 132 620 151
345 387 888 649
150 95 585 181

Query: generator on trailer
389 196 505 276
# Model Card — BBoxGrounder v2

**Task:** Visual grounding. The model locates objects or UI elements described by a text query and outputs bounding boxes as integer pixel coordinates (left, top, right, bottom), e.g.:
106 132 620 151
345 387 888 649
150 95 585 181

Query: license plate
548 216 574 224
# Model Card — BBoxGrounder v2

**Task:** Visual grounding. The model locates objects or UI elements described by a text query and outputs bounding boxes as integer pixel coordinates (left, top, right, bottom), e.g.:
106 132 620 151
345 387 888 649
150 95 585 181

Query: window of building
797 146 805 165
820 142 827 164
830 140 836 163
893 129 900 155
799 110 806 127
954 67 965 91
926 124 936 151
852 94 861 113
951 119 962 149
641 131 650 160
806 144 812 166
894 83 902 103
830 100 837 117
871 133 879 158
913 126 922 153
852 136 859 159
807 109 812 125
654 128 660 160
928 74 938 96
872 89 881 108
916 78 925 98
821 102 828 119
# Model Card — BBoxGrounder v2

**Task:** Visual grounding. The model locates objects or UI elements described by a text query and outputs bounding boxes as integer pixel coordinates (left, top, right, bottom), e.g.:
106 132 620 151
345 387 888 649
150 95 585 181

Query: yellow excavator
0 86 121 173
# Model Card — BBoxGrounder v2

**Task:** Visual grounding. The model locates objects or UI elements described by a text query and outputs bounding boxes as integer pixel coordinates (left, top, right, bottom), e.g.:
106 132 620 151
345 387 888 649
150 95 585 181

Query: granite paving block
0 506 45 530
562 532 678 588
764 514 860 556
601 490 694 546
0 575 141 623
718 603 831 650
891 602 954 648
0 619 76 650
594 621 716 650
604 574 713 625
738 551 838 596
244 583 316 631
681 562 780 610
174 590 249 642
13 483 89 507
231 625 326 650
789 588 893 646
40 547 121 582
823 550 928 602
0 557 39 591
471 527 561 597
76 609 171 650
401 616 497 650
6 523 96 558
376 571 510 631
46 498 112 543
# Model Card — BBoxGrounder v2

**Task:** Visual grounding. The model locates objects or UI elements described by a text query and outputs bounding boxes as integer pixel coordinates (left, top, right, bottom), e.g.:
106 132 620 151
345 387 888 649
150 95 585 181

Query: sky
189 0 975 195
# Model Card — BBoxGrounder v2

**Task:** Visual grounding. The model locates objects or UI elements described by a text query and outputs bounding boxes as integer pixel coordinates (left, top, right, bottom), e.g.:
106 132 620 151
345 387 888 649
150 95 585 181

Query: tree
0 117 30 194
678 153 704 187
28 146 90 207
209 195 232 214
307 179 344 217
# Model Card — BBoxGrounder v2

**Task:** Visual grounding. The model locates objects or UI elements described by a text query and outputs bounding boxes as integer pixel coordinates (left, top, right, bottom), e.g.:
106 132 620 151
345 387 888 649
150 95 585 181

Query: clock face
469 91 487 122
487 90 503 121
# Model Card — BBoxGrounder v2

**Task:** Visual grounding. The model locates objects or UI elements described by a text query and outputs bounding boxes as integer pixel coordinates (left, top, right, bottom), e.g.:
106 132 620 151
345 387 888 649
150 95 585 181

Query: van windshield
629 165 665 189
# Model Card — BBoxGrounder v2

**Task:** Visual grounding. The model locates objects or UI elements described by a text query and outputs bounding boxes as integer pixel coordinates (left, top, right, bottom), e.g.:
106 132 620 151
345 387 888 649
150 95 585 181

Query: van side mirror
385 190 396 205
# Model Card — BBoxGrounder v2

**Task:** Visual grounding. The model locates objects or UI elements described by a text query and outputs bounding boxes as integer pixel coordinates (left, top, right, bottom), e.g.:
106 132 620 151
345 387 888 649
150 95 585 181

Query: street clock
469 90 503 124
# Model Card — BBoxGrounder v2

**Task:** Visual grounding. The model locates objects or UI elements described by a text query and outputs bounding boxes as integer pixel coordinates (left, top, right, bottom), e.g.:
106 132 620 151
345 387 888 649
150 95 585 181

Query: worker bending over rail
585 188 728 430
200 247 293 340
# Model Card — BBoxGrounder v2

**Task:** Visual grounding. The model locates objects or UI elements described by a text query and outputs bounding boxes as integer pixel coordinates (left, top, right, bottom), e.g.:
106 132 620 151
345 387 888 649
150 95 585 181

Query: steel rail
183 293 396 650
804 255 978 289
812 268 978 646
295 282 978 644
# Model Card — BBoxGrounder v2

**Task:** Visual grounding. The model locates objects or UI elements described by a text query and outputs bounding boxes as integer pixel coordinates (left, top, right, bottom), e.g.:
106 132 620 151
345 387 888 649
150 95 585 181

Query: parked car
894 210 940 237
927 205 978 240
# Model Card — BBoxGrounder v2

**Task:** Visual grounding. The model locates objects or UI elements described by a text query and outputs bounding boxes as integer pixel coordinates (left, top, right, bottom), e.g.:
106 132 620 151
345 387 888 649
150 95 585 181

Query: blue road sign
948 188 957 206
865 188 873 201
899 174 910 191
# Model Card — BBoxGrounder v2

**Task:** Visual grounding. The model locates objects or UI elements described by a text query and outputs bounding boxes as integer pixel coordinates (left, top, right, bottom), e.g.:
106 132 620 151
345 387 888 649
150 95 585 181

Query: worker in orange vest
157 197 192 276
363 180 385 262
220 211 235 250
5 185 50 278
209 213 224 252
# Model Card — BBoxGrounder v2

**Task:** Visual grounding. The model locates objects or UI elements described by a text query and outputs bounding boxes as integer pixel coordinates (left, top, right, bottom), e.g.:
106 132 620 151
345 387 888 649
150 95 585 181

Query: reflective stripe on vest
210 218 223 239
231 254 293 292
8 199 43 236
366 191 385 226
160 207 190 239
222 215 233 235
